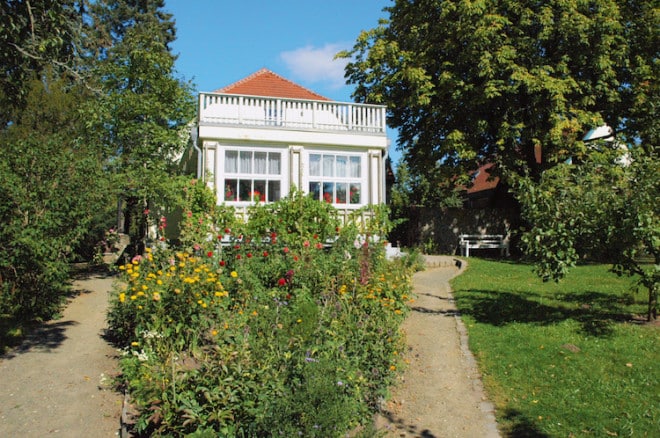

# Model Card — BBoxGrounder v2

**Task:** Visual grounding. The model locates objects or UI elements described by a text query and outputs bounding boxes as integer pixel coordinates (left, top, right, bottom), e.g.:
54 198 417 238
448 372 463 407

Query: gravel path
0 272 121 437
374 256 501 437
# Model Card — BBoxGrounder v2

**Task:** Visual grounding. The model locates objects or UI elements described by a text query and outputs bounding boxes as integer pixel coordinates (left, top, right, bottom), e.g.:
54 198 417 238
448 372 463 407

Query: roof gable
215 68 330 101
466 163 500 194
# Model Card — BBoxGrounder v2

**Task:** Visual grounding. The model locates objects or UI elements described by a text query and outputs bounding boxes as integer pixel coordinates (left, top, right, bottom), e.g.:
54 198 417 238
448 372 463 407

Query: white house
188 69 389 218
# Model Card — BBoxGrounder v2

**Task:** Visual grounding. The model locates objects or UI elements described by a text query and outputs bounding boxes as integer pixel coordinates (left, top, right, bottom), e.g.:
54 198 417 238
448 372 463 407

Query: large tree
341 0 658 318
88 0 195 255
341 0 657 186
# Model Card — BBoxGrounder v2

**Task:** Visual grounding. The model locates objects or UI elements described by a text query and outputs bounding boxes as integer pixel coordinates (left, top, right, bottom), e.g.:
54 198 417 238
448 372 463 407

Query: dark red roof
466 163 500 194
215 68 330 101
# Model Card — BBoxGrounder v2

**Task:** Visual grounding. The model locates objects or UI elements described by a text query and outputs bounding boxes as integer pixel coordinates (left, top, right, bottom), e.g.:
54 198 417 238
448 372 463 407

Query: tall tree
0 76 111 320
89 0 195 255
341 0 657 187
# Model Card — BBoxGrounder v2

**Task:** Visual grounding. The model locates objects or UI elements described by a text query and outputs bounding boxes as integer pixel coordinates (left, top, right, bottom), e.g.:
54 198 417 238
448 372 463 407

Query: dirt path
375 256 500 437
0 272 122 437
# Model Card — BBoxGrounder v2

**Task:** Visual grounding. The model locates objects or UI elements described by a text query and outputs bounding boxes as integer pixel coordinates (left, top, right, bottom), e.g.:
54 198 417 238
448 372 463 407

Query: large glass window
308 153 362 205
223 149 282 203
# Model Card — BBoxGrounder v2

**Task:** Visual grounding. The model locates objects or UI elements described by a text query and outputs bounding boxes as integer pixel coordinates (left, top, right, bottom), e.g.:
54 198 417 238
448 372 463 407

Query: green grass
451 259 659 437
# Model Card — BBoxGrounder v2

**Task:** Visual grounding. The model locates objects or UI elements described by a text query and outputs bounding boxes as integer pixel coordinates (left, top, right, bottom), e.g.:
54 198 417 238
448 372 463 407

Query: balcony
198 93 387 135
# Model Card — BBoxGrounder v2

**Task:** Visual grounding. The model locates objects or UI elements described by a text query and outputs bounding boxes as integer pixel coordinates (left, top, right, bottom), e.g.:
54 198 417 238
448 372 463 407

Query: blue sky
164 0 400 162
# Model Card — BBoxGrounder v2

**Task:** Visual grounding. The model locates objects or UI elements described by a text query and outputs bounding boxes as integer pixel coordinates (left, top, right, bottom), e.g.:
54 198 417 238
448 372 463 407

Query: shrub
107 191 415 436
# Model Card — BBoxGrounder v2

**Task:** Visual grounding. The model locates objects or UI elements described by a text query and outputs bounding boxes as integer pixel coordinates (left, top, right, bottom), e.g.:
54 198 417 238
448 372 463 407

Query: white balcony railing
199 93 386 134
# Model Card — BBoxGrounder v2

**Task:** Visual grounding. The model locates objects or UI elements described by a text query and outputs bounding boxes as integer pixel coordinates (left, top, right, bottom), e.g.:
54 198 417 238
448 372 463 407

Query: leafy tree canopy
341 0 658 187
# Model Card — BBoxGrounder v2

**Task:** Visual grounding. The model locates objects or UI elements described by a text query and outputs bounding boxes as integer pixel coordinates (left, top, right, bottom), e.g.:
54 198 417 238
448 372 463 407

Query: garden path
374 256 501 437
0 258 499 438
0 272 122 437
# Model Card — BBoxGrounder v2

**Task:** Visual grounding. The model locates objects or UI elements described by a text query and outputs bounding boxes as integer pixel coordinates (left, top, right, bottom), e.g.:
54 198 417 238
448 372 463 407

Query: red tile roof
466 163 500 194
215 68 330 101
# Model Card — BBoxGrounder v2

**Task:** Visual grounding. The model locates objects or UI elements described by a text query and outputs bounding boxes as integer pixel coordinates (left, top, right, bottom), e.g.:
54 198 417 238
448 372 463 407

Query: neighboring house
188 69 389 218
461 163 515 209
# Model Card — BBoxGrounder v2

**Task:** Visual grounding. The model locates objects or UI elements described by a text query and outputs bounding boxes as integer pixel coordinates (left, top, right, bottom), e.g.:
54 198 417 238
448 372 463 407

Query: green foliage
107 192 414 436
513 144 659 320
340 0 657 196
0 77 111 321
451 259 658 437
88 0 196 257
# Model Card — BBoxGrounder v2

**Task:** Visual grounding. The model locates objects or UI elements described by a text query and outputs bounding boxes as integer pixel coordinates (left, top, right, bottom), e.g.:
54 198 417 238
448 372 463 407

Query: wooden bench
458 234 509 257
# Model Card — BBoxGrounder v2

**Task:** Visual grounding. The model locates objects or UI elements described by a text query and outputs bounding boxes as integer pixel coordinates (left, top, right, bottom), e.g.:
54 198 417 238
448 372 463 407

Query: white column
289 146 302 192
368 149 381 205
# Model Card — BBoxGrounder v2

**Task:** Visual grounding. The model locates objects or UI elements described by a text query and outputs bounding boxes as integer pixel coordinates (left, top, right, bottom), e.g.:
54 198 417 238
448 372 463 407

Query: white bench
459 234 509 257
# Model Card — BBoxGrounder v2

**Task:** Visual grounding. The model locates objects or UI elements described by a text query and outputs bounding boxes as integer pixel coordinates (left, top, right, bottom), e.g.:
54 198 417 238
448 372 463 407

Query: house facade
190 69 389 218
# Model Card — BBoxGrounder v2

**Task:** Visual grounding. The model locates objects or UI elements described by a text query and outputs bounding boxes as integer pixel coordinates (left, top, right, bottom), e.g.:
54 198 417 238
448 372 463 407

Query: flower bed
108 188 416 436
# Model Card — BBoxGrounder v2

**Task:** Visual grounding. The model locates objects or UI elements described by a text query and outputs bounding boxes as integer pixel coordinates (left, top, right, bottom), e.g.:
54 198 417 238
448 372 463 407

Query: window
308 153 362 205
223 149 282 203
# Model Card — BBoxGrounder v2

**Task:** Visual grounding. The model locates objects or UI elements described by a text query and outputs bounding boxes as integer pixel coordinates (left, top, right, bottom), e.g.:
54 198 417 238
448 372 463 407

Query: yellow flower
153 292 161 301
131 341 139 347
230 271 238 278
211 330 218 336
389 365 396 371
118 292 126 303
130 295 137 300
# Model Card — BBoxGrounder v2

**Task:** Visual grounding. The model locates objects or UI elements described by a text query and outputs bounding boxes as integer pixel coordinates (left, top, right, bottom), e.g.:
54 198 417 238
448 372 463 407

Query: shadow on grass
502 408 550 438
454 289 633 337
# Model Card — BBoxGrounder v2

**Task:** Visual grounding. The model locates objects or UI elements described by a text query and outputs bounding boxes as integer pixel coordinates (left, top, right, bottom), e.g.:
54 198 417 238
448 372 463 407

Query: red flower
207 251 213 257
277 278 286 287
246 252 253 258
270 232 277 239
143 209 150 216
315 242 323 250
303 240 310 248
224 228 231 234
293 255 299 262
283 247 290 254
263 251 269 257
219 260 226 267
236 254 242 260
313 234 318 240
286 293 292 300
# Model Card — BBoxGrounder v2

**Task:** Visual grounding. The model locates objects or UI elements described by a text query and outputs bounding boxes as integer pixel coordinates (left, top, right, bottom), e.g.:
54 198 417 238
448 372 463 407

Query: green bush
108 190 415 436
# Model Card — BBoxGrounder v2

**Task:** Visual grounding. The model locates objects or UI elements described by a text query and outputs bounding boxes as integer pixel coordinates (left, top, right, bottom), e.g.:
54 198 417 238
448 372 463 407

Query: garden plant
108 183 417 437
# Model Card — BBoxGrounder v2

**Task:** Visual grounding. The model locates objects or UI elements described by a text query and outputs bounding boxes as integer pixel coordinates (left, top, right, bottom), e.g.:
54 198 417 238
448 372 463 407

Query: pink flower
303 240 310 248
315 242 323 250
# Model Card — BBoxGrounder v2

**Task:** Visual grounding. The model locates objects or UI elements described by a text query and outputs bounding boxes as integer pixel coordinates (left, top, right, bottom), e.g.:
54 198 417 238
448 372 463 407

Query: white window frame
219 145 287 205
303 150 368 208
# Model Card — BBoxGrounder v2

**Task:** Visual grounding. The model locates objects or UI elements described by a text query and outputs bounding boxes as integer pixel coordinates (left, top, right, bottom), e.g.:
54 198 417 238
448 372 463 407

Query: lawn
450 258 659 437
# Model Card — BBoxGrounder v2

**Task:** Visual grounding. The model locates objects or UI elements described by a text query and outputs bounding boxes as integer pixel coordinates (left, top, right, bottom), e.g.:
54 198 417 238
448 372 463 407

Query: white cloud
280 43 349 89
